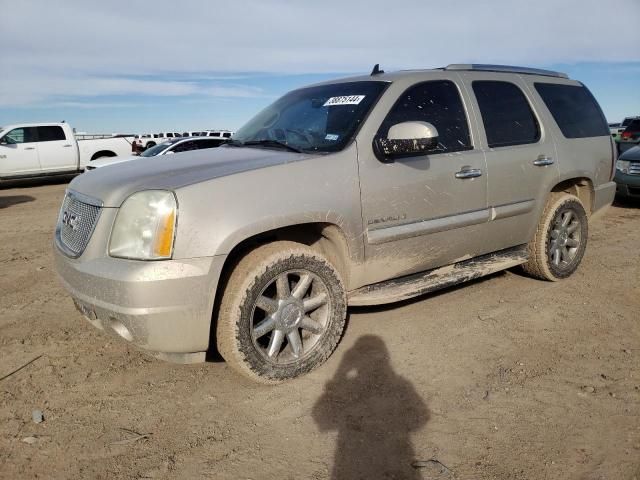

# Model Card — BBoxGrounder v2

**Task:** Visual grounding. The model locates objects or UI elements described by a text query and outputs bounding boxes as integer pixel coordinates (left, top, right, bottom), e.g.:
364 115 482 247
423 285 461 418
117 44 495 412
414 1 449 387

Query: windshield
140 142 172 157
232 81 388 153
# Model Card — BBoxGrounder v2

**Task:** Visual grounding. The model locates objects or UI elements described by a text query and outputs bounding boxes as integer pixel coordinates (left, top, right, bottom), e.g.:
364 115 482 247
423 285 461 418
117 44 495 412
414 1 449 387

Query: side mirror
164 150 175 155
0 137 7 145
373 121 439 162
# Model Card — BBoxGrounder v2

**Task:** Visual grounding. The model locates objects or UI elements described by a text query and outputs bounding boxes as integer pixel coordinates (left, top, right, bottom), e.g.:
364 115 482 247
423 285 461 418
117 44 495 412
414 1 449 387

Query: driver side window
4 127 37 144
378 80 472 154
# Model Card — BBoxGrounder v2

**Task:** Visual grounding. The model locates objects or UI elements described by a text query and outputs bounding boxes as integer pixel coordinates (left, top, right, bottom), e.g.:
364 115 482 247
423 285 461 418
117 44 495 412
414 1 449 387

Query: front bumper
53 245 226 358
615 171 640 198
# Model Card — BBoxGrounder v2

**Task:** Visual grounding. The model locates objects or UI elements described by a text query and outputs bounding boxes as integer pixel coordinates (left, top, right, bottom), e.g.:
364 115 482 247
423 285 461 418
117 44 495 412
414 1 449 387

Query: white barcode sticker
323 95 365 106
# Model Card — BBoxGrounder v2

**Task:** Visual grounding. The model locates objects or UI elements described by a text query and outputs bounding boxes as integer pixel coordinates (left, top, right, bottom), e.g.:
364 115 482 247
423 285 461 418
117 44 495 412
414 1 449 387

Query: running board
348 245 528 306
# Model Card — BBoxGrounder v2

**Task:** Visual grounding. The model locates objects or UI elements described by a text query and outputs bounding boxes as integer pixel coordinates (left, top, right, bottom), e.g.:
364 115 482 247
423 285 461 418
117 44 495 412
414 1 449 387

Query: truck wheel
522 193 588 281
217 241 347 383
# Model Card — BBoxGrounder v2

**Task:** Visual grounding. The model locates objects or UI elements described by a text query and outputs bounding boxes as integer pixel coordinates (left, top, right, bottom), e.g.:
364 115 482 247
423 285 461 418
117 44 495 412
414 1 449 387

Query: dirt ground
0 178 639 480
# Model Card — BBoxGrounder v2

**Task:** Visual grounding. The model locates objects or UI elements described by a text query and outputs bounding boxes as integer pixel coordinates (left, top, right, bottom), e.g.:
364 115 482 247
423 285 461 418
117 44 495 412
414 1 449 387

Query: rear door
357 76 490 284
0 127 40 177
36 125 75 172
458 73 559 250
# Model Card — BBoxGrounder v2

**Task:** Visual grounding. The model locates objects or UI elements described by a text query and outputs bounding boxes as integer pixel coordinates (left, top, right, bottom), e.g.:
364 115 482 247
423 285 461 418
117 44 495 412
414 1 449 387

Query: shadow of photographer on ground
312 335 430 479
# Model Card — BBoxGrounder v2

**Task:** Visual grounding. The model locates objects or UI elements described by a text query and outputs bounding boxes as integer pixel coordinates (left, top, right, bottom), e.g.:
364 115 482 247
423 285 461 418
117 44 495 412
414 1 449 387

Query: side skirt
348 245 528 307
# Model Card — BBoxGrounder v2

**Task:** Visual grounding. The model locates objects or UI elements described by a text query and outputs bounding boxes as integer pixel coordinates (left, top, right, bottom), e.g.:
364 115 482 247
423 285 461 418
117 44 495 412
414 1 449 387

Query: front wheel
216 241 347 383
522 193 588 281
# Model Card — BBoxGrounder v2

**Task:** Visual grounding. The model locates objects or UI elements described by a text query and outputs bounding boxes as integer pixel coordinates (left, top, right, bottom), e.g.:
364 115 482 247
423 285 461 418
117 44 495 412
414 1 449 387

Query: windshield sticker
325 134 340 141
323 95 366 107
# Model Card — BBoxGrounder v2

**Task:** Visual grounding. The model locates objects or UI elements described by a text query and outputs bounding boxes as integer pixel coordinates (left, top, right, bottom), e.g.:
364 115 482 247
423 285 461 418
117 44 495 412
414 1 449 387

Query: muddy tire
522 193 588 281
216 241 347 383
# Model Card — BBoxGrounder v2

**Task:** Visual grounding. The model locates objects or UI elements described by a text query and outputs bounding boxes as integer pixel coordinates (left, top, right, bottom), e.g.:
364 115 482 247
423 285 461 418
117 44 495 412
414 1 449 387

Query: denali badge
62 211 79 230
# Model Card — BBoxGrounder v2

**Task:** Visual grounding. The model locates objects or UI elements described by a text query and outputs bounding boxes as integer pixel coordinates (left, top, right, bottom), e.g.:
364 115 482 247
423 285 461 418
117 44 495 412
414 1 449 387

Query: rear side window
535 83 609 138
625 120 640 132
172 141 197 153
199 139 224 148
378 80 472 154
37 126 66 142
473 81 540 148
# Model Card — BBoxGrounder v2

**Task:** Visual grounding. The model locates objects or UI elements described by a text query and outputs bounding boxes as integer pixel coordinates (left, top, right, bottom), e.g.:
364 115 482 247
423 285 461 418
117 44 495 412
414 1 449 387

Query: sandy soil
1 179 639 480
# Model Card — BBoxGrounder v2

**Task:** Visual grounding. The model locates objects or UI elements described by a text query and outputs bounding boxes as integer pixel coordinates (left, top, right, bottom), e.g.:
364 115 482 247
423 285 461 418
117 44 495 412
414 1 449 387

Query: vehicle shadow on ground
0 174 77 190
312 335 430 479
0 194 35 209
613 197 640 209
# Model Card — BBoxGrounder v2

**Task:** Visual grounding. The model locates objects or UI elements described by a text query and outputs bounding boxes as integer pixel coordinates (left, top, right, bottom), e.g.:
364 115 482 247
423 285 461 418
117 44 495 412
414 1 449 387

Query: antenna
370 64 384 76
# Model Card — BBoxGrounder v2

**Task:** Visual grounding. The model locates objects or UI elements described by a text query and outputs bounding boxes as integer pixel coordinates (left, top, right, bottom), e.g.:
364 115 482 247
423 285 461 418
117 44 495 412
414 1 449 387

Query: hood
619 145 640 162
86 155 139 169
70 146 315 207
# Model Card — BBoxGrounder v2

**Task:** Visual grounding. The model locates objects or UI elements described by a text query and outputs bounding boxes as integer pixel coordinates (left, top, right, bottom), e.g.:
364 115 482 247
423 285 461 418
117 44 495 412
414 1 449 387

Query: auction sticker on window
323 95 366 106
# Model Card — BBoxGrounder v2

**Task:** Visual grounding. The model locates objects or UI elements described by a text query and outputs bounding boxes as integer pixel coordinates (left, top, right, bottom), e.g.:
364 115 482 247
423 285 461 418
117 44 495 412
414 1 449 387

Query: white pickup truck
0 122 135 180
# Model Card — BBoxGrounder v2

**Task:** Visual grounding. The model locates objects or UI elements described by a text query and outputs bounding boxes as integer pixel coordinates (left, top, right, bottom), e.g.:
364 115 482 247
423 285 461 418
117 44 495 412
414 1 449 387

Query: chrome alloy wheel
251 270 330 364
548 208 582 268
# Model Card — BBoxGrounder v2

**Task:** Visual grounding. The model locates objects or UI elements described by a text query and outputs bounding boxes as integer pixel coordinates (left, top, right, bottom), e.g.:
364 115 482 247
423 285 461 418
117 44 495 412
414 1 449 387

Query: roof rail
444 64 569 79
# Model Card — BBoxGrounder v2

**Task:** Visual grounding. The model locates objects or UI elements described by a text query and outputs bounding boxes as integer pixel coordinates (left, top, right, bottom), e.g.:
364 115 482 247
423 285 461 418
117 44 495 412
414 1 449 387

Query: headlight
616 160 630 174
109 190 177 260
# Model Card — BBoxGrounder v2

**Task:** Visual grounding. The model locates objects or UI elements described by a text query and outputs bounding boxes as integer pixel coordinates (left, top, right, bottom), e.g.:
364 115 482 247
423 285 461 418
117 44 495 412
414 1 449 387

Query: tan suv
54 64 616 383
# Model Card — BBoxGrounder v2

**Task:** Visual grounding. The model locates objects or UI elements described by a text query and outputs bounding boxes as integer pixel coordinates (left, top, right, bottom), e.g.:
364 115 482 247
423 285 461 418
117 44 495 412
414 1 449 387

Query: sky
1 0 639 133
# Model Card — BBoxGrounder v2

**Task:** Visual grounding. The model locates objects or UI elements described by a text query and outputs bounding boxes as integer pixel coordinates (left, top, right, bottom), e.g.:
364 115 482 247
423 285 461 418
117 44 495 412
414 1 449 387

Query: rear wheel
522 193 588 281
216 241 347 383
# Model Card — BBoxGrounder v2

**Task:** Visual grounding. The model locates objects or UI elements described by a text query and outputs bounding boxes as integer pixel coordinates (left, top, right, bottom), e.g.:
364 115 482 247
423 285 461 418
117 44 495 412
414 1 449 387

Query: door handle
24 147 36 150
63 144 72 147
455 166 483 179
533 155 554 166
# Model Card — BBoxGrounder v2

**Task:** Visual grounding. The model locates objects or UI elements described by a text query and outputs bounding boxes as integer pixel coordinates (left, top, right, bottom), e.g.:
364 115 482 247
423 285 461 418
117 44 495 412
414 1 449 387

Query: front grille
56 191 102 257
628 162 640 176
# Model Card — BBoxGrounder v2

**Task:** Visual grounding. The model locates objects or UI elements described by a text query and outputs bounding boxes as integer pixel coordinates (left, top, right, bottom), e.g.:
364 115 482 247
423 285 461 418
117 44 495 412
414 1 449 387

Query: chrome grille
628 162 640 176
56 191 102 257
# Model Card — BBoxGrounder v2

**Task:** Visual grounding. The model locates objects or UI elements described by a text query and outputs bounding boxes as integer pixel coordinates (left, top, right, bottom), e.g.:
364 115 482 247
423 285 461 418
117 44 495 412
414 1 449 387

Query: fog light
108 318 133 342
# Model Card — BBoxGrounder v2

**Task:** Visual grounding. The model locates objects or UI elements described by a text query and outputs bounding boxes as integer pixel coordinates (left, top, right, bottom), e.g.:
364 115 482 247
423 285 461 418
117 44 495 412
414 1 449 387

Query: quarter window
378 80 472 153
534 83 609 138
473 81 540 148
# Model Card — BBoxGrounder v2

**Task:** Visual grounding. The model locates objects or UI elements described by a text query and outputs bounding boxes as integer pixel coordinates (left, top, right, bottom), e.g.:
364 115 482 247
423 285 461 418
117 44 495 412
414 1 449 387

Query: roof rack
444 64 569 79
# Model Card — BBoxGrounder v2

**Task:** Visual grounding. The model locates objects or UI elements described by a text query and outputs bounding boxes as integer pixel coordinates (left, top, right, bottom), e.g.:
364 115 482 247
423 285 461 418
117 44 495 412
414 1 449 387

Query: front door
0 127 40 177
357 77 490 286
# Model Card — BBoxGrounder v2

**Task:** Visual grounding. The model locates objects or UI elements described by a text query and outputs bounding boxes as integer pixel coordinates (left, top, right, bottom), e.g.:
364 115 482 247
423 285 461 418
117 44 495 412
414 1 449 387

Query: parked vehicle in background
0 122 134 180
615 145 640 199
205 130 234 138
86 136 229 170
134 133 161 150
618 118 640 153
54 64 615 383
610 116 639 143
609 122 622 140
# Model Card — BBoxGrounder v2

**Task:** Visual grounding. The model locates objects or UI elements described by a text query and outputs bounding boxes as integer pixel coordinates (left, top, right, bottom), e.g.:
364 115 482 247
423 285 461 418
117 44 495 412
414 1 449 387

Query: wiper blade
242 139 303 153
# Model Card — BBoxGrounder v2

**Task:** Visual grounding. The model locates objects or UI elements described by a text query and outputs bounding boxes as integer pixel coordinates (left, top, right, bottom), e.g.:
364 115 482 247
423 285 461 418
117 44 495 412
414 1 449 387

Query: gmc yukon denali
53 64 616 383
